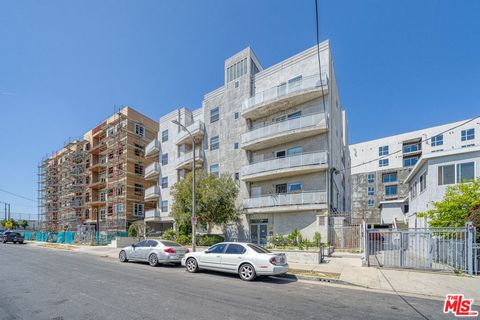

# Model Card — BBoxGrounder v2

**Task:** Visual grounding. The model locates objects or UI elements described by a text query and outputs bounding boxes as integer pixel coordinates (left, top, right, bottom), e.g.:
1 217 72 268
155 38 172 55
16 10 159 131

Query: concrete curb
280 272 356 286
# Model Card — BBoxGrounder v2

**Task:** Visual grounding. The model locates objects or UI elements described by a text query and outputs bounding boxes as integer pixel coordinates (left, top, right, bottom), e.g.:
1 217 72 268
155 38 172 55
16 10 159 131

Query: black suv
2 232 24 244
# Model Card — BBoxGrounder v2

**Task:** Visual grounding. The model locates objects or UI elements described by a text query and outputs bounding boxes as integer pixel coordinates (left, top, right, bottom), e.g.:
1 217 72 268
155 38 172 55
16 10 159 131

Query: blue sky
0 0 479 217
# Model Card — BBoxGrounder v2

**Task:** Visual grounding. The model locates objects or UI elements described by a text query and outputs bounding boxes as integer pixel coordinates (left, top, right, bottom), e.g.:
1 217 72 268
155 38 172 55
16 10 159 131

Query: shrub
128 223 139 238
175 234 192 245
313 232 322 248
271 234 288 248
162 228 176 241
288 228 301 246
197 234 224 246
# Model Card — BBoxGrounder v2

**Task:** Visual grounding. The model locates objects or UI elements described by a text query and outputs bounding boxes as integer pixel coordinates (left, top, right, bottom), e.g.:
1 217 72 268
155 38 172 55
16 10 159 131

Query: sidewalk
290 252 480 301
29 242 480 301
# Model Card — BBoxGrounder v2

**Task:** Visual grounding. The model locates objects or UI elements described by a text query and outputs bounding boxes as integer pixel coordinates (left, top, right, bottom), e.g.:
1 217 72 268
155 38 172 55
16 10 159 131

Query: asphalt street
0 243 452 320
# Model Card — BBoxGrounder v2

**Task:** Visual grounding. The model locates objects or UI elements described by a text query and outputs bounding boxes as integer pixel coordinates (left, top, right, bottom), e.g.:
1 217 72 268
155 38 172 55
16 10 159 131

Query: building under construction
38 107 158 234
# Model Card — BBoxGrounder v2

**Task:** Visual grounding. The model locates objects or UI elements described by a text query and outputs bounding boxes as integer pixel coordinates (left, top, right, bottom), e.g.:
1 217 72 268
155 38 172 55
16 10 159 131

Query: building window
233 142 239 150
210 107 220 123
382 172 397 183
134 184 144 196
368 186 375 196
275 183 287 194
288 182 302 192
461 128 475 141
438 164 455 185
134 123 145 137
161 153 168 165
287 146 303 156
162 130 168 142
420 172 427 192
234 172 240 184
403 143 420 154
210 164 219 177
226 58 247 82
116 203 124 213
210 136 219 151
379 159 389 167
385 185 398 196
161 176 168 189
287 111 302 120
457 162 475 183
234 112 239 119
411 181 417 198
161 200 168 212
379 146 389 156
367 173 375 183
100 209 106 220
403 156 418 167
367 199 375 207
431 134 443 146
134 163 144 175
134 143 144 157
133 203 144 217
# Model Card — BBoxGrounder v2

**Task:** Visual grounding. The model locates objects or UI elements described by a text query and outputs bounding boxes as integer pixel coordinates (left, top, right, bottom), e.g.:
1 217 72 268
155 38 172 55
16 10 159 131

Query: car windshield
247 244 271 253
159 240 182 247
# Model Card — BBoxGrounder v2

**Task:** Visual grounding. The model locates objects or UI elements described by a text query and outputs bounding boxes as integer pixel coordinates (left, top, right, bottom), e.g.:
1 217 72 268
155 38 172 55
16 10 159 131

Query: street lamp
172 120 197 252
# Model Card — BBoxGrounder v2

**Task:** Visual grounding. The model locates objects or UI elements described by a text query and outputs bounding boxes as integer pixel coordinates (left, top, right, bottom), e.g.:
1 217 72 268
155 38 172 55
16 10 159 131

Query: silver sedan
119 239 189 266
181 242 288 281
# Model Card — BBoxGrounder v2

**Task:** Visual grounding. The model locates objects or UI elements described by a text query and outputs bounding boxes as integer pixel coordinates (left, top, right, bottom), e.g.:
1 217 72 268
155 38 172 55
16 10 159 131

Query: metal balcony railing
242 113 326 145
145 139 160 157
243 190 327 209
242 151 328 177
145 162 160 179
243 73 328 112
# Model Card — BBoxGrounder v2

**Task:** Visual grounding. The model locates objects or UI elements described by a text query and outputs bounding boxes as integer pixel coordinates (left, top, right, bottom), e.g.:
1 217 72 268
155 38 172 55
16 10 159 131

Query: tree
467 204 480 240
20 220 29 230
418 178 480 228
2 218 19 230
171 170 239 233
128 223 140 238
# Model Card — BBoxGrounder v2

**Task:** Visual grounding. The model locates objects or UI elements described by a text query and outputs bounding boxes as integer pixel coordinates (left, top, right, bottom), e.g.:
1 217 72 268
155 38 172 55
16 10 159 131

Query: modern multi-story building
39 107 158 233
145 40 351 244
350 118 480 226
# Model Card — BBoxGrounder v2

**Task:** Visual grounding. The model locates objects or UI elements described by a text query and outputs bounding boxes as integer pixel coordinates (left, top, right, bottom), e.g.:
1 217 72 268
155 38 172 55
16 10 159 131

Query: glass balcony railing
243 73 328 112
242 151 328 178
144 162 160 179
145 139 160 157
243 190 327 209
144 186 160 199
176 149 205 169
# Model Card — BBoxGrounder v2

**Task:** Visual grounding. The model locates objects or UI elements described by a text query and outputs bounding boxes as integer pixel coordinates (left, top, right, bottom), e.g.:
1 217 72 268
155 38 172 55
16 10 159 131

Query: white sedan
119 239 189 266
181 242 288 281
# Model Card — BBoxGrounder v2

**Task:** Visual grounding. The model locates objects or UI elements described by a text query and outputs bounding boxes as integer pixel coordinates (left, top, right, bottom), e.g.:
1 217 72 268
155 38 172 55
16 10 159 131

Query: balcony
243 190 327 213
88 157 107 171
176 121 205 145
144 186 160 201
89 176 106 188
242 74 328 120
144 162 160 180
176 149 205 170
144 209 174 223
145 139 160 158
241 113 327 151
90 141 107 153
241 151 328 182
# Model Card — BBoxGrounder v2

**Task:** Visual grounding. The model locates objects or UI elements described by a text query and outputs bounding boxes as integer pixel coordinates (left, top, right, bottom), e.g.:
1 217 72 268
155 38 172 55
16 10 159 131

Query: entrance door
250 220 268 246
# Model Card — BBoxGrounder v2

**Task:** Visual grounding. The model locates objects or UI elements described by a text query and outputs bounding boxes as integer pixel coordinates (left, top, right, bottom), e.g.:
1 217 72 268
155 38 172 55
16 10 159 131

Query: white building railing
144 185 160 198
241 151 328 177
243 190 327 209
145 139 160 157
176 120 205 144
176 149 205 168
243 73 328 112
144 162 160 179
242 113 326 145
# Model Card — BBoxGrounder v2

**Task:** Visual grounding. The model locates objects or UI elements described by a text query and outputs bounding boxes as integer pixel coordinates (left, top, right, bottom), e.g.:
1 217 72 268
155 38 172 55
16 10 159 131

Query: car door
199 243 227 269
221 244 247 271
131 240 147 260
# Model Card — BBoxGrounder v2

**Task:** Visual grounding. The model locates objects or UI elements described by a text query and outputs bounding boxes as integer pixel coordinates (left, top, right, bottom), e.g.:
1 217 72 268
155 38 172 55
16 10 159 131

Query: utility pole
172 120 197 252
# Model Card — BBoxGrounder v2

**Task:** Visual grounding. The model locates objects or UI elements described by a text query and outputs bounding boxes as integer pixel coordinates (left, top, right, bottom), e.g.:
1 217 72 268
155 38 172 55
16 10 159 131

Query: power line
345 116 480 173
0 188 37 202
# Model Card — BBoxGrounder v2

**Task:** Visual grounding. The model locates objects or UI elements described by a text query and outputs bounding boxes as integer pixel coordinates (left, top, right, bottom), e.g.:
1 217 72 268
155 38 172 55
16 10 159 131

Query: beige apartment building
39 107 158 233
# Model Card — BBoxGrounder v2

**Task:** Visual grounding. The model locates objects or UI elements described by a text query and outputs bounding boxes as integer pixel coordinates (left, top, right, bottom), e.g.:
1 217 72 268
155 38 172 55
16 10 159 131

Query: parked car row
119 240 289 281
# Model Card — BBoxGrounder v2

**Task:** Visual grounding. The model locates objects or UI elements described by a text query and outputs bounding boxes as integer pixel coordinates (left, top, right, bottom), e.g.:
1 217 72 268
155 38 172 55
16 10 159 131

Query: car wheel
148 253 159 267
239 263 256 281
119 250 128 263
185 258 199 273
19 241 24 244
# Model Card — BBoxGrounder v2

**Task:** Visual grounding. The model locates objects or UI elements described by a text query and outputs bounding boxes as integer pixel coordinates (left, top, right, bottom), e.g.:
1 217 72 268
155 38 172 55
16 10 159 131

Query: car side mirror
132 244 136 248
204 250 210 254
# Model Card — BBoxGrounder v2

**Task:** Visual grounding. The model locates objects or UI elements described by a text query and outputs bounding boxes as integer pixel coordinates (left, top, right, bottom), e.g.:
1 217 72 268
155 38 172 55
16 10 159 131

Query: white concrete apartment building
406 146 480 228
350 118 480 226
143 40 351 245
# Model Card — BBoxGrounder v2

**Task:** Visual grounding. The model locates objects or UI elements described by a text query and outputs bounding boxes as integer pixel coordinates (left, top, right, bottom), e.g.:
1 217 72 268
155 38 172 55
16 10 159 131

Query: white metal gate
365 223 477 274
